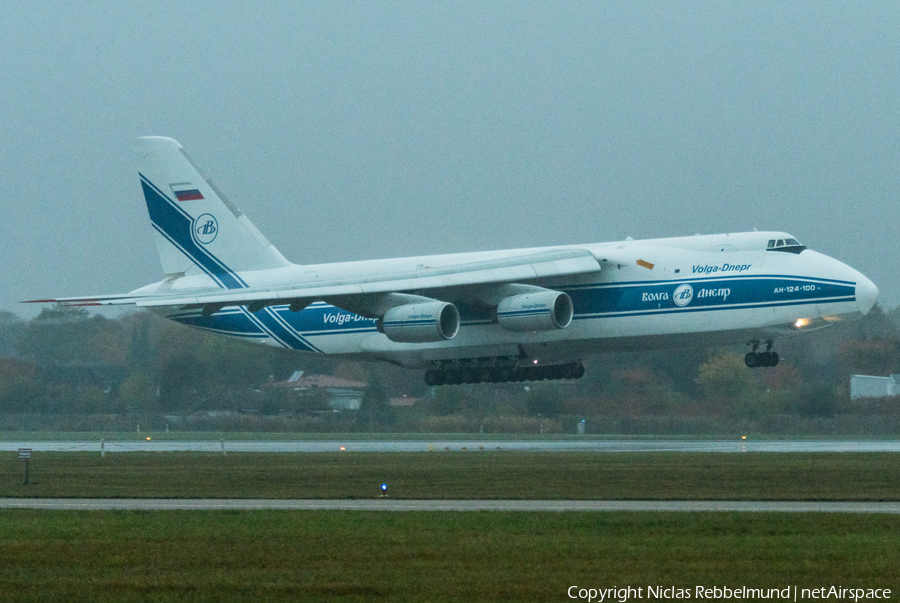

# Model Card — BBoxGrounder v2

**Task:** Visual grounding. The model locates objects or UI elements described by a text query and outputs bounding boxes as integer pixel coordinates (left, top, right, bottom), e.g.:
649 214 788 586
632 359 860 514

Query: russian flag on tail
171 183 204 201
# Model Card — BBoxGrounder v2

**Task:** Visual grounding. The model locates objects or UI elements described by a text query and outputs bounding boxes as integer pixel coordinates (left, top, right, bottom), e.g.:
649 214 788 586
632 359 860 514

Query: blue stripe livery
140 174 321 352
167 274 856 350
141 176 246 288
567 276 854 319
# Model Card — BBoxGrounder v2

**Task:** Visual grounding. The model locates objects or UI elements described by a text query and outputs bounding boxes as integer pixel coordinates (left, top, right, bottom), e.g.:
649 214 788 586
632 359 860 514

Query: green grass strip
3 452 900 500
0 511 897 602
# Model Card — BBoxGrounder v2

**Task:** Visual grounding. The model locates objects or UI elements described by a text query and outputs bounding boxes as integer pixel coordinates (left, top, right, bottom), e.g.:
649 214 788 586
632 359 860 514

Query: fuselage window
767 236 807 254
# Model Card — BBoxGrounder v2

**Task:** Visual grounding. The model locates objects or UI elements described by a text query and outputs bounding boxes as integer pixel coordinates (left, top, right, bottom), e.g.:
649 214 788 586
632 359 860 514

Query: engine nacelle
496 291 573 332
379 301 460 343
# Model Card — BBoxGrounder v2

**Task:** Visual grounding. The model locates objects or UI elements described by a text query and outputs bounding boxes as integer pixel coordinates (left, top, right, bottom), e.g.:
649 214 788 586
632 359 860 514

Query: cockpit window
767 236 807 254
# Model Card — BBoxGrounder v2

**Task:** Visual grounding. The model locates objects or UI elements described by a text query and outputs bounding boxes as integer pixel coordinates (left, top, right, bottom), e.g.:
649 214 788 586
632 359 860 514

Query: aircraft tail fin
136 137 291 284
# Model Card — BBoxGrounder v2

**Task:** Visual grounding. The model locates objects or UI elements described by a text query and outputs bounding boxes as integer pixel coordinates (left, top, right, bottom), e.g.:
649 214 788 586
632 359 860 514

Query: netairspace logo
566 585 892 602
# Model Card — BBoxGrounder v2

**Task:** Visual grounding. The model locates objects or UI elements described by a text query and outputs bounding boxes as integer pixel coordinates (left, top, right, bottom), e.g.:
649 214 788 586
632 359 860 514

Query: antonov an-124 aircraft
30 137 879 385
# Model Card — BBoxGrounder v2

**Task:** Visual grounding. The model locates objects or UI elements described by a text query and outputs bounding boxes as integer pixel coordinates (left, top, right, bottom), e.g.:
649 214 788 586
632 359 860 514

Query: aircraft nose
855 274 879 315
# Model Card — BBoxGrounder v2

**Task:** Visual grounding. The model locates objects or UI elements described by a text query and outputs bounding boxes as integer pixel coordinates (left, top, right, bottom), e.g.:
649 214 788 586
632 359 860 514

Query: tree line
1 304 899 434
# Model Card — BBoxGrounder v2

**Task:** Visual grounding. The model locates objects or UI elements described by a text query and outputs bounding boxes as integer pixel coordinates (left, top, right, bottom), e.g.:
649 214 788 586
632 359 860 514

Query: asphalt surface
3 440 900 453
3 499 900 512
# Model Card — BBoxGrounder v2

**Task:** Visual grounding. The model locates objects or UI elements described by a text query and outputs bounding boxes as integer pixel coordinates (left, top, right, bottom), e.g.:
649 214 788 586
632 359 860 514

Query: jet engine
378 301 460 343
496 290 573 332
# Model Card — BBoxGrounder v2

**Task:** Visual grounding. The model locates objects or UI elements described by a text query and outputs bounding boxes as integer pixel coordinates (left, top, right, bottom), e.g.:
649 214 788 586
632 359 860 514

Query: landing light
340 447 346 451
741 436 746 440
146 437 151 441
794 318 809 329
533 360 539 365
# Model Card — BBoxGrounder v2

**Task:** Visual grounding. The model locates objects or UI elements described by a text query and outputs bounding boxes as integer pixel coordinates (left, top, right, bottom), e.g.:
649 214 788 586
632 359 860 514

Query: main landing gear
424 361 585 386
745 341 779 368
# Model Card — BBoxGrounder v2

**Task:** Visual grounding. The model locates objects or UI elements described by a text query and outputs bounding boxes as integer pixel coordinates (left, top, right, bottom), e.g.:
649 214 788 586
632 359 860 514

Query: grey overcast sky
2 1 898 318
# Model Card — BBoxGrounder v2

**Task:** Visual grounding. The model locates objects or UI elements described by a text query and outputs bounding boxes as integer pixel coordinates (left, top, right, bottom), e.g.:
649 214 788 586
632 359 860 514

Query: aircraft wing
28 248 601 314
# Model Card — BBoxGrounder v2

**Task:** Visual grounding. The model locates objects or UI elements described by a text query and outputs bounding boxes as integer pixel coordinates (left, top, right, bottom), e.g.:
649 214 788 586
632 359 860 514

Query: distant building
389 395 418 407
850 374 900 399
0 358 35 380
282 371 367 410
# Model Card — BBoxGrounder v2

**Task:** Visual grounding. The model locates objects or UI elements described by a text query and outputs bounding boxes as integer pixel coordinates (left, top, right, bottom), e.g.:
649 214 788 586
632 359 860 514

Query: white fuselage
141 231 877 369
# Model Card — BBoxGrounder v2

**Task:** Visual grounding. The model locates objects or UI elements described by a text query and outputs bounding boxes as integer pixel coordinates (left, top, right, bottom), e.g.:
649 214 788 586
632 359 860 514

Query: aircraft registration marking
774 285 819 294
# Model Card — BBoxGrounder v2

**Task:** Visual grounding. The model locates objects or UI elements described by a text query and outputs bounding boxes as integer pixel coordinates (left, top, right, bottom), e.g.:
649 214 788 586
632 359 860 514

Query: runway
2 439 900 453
3 498 900 513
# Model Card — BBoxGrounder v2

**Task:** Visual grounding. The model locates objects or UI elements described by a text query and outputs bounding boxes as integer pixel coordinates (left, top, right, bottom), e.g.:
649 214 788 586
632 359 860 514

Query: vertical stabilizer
136 136 291 283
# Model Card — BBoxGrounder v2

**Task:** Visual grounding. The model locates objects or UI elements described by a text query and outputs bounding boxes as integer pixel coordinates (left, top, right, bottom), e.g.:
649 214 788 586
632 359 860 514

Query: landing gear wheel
428 359 587 385
424 369 442 386
442 368 460 385
746 350 779 368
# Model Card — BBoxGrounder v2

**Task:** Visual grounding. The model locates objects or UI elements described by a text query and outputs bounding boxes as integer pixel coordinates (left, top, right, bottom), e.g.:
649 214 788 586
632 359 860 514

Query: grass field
2 431 893 441
3 452 899 601
0 510 897 602
2 451 900 500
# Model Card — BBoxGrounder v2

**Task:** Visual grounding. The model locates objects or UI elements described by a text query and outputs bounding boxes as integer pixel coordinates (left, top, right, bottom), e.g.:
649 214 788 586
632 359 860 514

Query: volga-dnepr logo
194 214 218 245
673 284 694 307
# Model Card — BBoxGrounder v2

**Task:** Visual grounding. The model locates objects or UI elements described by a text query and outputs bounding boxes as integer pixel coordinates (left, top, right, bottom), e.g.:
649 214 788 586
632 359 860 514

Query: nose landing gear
745 341 779 368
